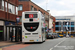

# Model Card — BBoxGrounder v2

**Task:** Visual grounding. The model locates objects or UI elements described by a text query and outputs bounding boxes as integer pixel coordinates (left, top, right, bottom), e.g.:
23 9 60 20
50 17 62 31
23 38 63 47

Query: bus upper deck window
25 14 29 18
25 14 37 18
33 14 37 18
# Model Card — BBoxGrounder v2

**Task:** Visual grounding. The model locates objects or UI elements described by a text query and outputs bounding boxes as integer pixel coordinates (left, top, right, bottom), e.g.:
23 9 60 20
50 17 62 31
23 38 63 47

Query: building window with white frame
8 3 12 13
18 5 23 11
31 5 34 11
0 0 4 11
16 7 18 15
2 0 4 10
5 2 7 12
8 3 15 14
12 5 15 14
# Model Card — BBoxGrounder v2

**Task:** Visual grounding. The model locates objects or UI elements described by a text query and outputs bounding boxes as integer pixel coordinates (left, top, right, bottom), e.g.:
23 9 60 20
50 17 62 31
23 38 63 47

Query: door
0 26 4 41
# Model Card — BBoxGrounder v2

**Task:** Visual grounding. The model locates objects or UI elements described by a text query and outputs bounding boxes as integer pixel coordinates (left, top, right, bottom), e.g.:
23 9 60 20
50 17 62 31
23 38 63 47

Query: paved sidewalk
0 41 22 48
2 44 31 50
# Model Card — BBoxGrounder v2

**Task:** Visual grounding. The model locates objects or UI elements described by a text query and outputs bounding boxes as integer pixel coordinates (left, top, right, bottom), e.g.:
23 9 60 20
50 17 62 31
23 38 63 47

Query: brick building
18 0 55 32
49 15 55 33
18 0 50 27
0 0 18 41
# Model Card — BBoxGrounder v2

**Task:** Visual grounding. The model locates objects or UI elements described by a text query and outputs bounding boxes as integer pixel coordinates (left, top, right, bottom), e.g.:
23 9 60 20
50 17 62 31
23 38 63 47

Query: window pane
18 5 23 10
71 27 74 31
8 3 12 13
16 7 18 15
55 27 59 31
31 6 34 11
25 14 37 18
71 22 74 25
2 0 4 10
55 22 59 25
64 22 70 25
5 2 7 12
0 0 2 9
12 5 15 14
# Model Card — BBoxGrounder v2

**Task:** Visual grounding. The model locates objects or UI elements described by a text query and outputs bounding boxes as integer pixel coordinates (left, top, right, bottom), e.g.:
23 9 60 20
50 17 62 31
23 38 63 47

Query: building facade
55 16 75 35
18 0 50 28
0 0 18 41
49 16 55 33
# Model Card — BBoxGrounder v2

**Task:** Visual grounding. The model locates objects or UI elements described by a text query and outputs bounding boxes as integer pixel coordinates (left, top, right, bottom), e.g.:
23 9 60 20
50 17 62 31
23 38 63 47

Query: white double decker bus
22 11 46 42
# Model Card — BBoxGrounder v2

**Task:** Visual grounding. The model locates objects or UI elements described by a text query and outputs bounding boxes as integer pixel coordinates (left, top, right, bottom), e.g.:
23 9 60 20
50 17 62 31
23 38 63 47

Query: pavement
0 41 22 48
0 37 75 50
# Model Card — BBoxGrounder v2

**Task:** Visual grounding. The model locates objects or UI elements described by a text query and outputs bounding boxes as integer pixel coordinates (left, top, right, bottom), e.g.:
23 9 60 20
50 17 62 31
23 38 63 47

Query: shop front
0 21 4 41
5 21 22 42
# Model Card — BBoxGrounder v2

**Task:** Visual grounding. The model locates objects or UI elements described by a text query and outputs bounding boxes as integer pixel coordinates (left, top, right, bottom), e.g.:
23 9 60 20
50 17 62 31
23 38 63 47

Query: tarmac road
20 37 75 50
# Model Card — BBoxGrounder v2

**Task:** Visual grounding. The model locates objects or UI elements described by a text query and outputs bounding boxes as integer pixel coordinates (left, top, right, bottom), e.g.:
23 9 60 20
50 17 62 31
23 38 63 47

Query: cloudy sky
32 0 75 16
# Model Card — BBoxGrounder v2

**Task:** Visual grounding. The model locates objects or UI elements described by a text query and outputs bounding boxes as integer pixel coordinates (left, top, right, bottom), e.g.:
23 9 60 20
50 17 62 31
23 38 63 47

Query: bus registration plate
30 40 34 42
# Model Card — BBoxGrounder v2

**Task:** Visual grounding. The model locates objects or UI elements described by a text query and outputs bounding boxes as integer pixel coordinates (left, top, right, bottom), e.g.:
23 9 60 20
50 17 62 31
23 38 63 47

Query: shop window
18 5 23 11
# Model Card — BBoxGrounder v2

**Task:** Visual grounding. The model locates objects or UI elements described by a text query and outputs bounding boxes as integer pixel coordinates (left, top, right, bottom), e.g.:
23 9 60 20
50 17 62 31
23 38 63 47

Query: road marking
0 48 2 50
49 39 67 50
54 39 66 47
50 47 53 50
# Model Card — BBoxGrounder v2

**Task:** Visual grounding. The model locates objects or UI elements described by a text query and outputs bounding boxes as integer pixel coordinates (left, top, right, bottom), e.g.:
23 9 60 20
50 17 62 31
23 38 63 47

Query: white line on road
54 39 66 47
50 47 53 50
49 39 67 50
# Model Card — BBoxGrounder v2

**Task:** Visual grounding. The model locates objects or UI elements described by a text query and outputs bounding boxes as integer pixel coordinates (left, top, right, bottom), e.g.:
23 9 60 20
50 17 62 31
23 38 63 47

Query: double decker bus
22 11 46 42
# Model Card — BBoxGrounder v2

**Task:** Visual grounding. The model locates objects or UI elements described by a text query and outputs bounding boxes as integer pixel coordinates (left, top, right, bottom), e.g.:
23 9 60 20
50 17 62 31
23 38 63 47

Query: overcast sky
32 0 75 16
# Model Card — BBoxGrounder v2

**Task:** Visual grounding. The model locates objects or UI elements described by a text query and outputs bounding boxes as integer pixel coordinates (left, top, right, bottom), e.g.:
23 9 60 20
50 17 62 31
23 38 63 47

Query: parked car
53 33 58 38
47 33 54 39
57 33 64 38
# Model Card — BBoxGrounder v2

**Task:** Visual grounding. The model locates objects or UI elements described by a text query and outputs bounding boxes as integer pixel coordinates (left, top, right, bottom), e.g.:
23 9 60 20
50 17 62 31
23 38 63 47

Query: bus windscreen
25 14 37 18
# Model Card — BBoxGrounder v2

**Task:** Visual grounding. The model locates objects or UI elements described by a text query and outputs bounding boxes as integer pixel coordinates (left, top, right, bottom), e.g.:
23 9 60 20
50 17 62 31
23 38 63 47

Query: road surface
20 37 75 50
2 37 75 50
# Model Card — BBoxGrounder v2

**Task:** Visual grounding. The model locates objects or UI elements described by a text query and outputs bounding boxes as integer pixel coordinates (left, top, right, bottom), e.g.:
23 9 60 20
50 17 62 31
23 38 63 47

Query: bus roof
23 11 41 13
